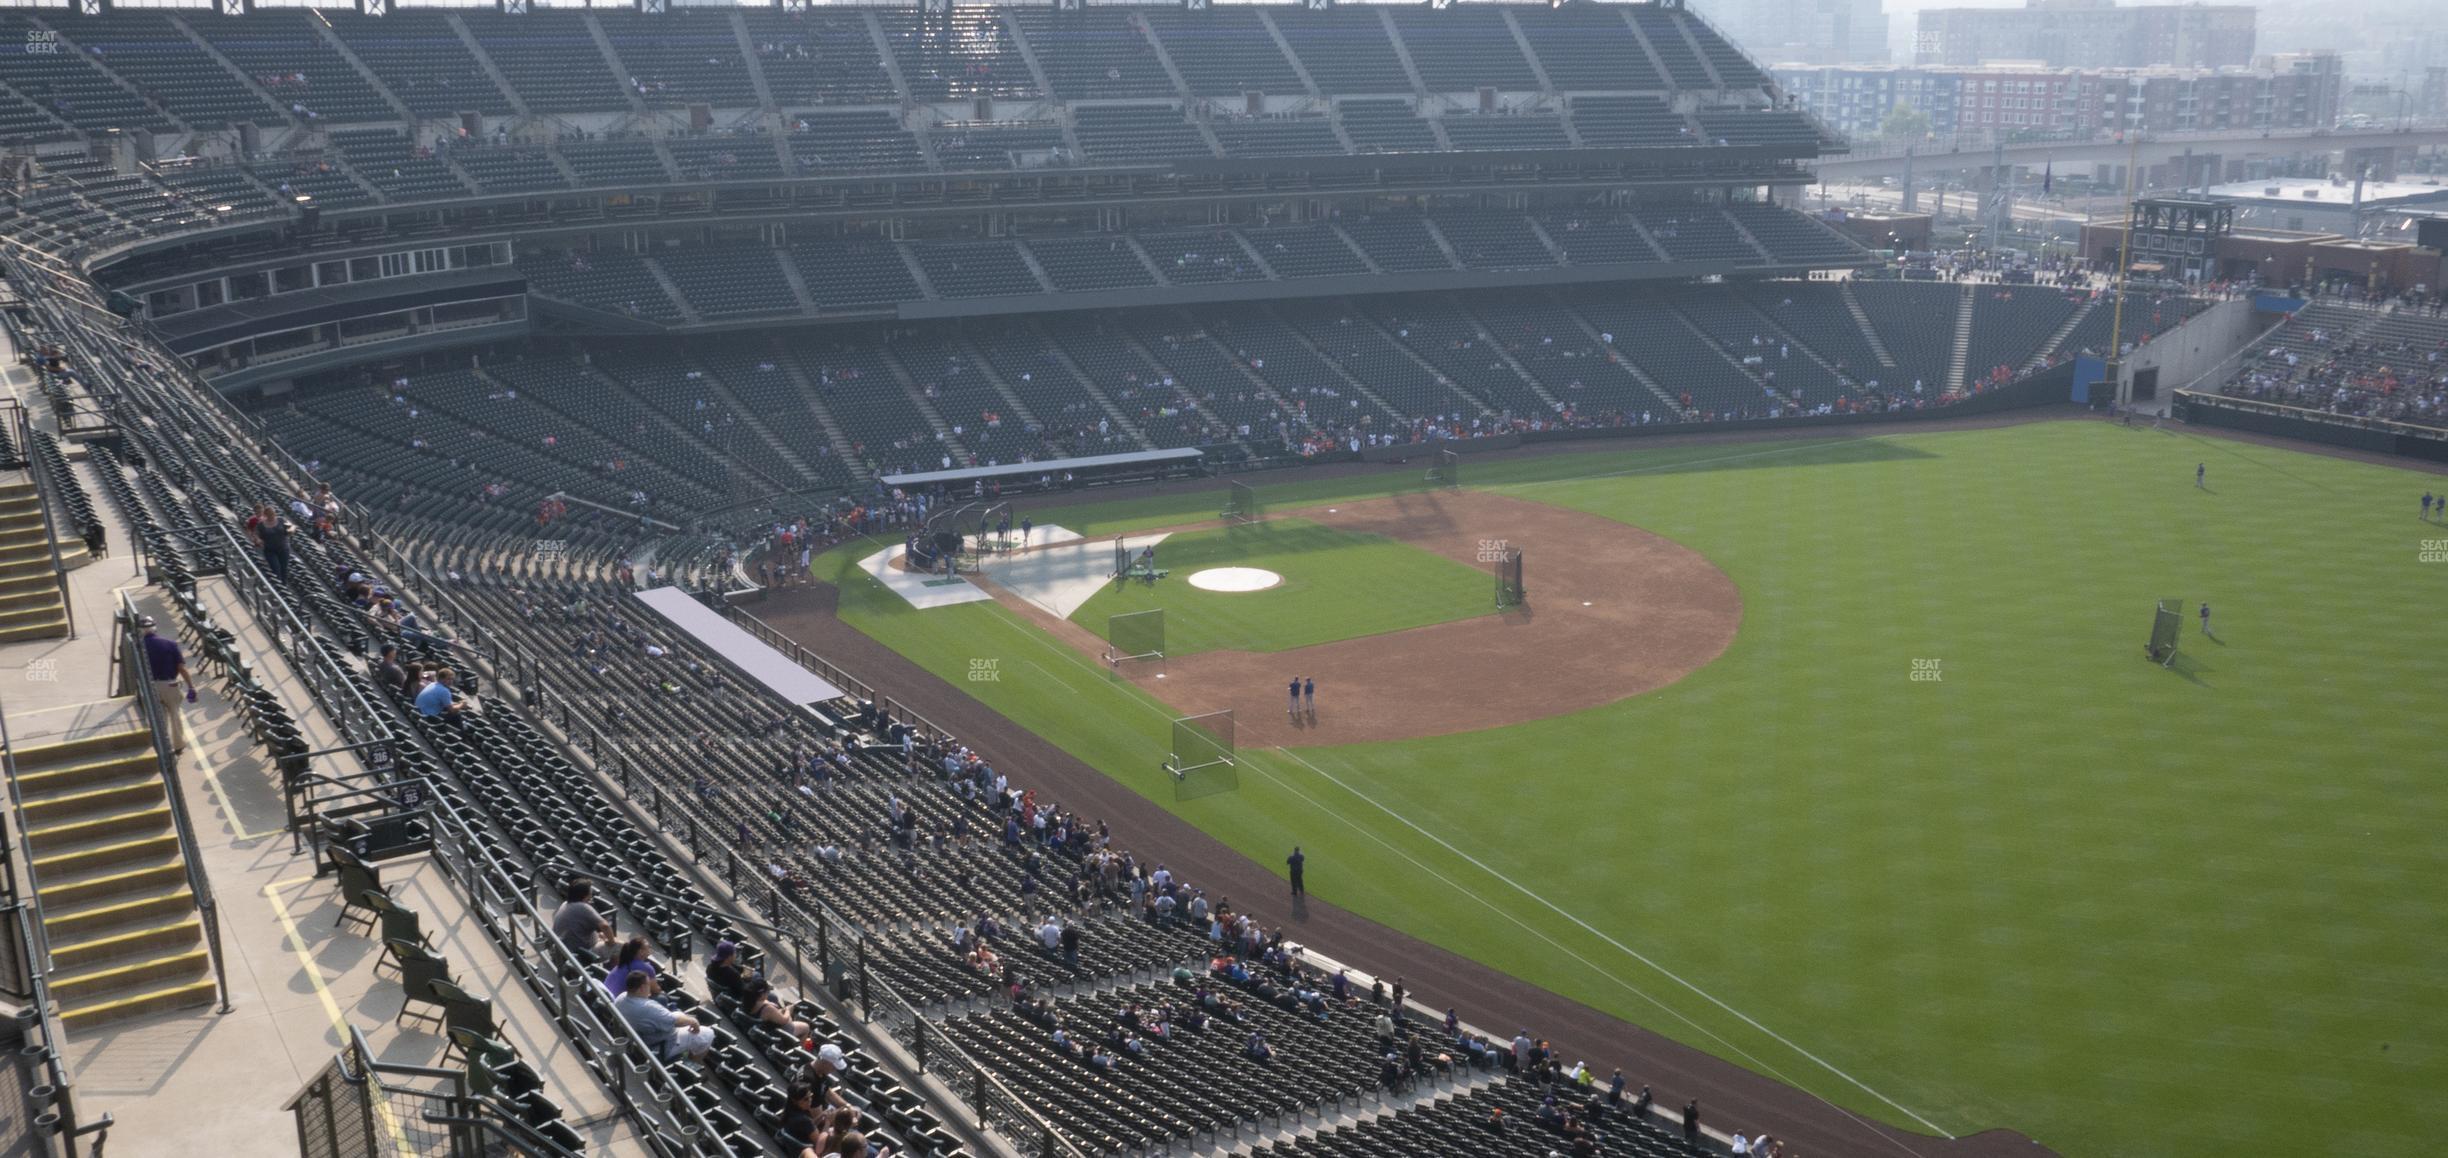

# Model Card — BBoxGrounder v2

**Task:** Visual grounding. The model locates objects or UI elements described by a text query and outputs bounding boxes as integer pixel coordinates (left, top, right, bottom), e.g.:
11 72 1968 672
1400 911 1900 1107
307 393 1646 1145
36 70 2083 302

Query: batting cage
921 500 1013 573
1425 447 1461 488
1495 547 1526 609
1104 608 1166 668
2147 598 2183 666
1222 479 1261 525
1165 709 1239 799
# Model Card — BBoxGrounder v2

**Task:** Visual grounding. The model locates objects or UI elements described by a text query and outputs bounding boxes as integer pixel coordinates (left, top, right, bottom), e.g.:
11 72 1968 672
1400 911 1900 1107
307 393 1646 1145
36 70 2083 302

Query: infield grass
814 420 2448 1158
1069 518 1493 655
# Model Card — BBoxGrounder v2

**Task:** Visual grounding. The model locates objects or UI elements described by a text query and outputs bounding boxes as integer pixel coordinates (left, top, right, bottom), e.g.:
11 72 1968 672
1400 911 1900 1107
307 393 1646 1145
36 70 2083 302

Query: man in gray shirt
553 879 612 962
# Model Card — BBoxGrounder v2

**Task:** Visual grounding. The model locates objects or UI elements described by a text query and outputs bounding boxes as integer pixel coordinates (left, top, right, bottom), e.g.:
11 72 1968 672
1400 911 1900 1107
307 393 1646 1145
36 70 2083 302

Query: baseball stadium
0 5 2439 1158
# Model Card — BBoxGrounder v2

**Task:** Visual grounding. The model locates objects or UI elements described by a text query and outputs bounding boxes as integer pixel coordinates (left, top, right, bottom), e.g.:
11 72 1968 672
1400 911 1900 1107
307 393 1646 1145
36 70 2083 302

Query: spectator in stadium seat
553 879 614 962
1244 1030 1272 1063
372 644 407 696
613 969 713 1062
415 668 465 719
604 936 657 996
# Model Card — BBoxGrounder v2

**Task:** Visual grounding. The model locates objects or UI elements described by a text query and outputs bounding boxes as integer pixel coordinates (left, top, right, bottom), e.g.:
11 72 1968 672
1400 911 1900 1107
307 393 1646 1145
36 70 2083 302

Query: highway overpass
1810 125 2448 186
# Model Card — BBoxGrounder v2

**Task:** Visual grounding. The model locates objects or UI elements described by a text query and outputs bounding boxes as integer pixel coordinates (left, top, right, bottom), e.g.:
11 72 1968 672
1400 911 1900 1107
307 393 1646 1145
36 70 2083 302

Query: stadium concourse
0 0 2247 1153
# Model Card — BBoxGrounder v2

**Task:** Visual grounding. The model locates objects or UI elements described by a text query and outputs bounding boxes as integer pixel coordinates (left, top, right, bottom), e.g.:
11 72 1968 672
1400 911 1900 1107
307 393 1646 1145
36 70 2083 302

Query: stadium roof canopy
880 448 1203 489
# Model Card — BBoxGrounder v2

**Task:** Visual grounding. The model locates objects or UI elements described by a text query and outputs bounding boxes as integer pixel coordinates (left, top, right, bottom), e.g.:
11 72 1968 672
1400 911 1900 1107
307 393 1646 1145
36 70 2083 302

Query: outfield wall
2175 391 2448 464
2116 298 2263 403
1519 363 2082 447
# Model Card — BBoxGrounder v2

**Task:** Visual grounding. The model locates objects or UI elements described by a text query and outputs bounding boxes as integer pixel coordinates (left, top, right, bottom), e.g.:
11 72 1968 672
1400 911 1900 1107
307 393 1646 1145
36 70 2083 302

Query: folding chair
389 940 454 1033
431 980 501 1063
330 846 389 937
365 894 431 978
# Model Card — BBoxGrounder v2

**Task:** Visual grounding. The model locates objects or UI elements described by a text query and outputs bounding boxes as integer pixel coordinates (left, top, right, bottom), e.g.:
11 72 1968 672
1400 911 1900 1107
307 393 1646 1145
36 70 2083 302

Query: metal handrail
3 400 76 640
3 900 91 1157
0 687 57 980
114 593 232 1015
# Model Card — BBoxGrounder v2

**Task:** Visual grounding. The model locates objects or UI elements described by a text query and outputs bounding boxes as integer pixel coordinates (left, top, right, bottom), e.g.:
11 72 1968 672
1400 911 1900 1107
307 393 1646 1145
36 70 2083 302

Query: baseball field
804 419 2446 1157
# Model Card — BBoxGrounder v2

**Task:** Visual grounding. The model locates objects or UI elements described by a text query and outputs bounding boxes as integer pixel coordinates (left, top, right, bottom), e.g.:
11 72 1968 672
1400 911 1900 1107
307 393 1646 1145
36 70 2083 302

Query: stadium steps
1946 284 1975 391
1616 8 1682 95
998 8 1058 101
1181 321 1334 436
2025 296 2099 373
1119 235 1176 287
1376 6 1432 96
161 16 287 134
582 14 650 116
766 336 874 482
306 17 415 124
894 245 940 300
567 362 794 495
875 347 969 466
1132 14 1197 103
1663 299 1791 406
1522 218 1571 266
641 255 706 325
1226 232 1283 280
8 728 216 1032
1008 243 1060 297
1731 295 1862 389
1836 280 1899 368
1025 321 1157 449
0 481 70 643
947 335 1051 438
1417 218 1467 270
773 245 822 313
1438 301 1557 415
1497 9 1559 99
729 12 779 111
1117 331 1253 455
1718 208 1777 265
1551 292 1684 413
1660 12 1727 88
1255 10 1325 98
1324 224 1384 275
1322 304 1488 417
447 14 532 118
860 10 915 106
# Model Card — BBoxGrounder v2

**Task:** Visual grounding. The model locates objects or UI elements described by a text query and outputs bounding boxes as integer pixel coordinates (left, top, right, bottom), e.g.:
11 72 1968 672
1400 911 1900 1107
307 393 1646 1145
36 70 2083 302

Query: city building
1914 0 2256 70
1775 55 2342 142
1693 0 1890 66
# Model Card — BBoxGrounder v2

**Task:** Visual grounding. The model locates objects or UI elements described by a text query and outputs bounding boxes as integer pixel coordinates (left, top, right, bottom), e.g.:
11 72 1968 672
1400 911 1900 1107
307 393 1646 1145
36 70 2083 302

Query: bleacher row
242 279 2125 523
0 6 1786 140
2218 302 2448 429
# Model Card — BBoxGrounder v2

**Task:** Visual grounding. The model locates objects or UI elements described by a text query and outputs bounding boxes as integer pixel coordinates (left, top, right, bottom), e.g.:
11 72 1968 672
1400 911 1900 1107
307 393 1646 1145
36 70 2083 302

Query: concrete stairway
0 480 71 642
9 728 214 1030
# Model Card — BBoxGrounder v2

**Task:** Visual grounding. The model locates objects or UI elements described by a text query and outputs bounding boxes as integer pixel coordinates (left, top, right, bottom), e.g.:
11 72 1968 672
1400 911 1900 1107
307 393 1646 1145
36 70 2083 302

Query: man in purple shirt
139 616 191 754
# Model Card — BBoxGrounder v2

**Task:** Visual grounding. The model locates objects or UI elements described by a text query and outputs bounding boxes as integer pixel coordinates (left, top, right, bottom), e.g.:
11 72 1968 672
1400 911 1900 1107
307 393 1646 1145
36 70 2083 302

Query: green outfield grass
814 421 2448 1157
1070 518 1492 655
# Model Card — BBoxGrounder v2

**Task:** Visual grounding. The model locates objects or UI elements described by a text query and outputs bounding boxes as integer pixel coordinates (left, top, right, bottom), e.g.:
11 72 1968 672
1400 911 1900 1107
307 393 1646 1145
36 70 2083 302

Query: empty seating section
1241 224 1368 280
250 154 372 209
70 13 274 130
1125 313 1299 443
0 86 71 145
1336 100 1436 153
326 13 512 118
1675 290 1842 401
1023 235 1157 293
782 338 945 473
913 241 1045 300
928 121 1066 171
1272 10 1409 96
968 321 1147 457
1470 296 1654 416
742 11 897 106
1632 206 1760 263
1568 289 1762 416
667 134 784 182
686 342 854 487
1208 116 1341 159
1739 282 1886 383
446 144 571 195
1627 7 1714 89
398 364 719 509
1518 7 1662 92
567 347 789 493
1144 10 1301 96
1138 228 1267 284
330 131 470 202
1571 96 1693 147
788 239 921 313
1388 8 1536 92
1683 14 1767 87
1850 281 1962 390
1695 108 1821 149
1012 9 1174 101
1206 305 1403 431
1073 105 1213 164
652 246 797 320
789 111 925 176
1540 212 1662 266
1338 214 1453 274
878 9 1037 101
1438 113 1570 152
597 12 756 109
1431 213 1554 271
557 138 670 186
188 13 392 124
1296 303 1476 421
154 163 283 221
1039 315 1225 449
460 14 626 113
0 14 174 134
889 329 1032 463
1724 203 1863 264
2056 292 2197 358
516 248 684 324
1275 1082 1699 1158
1964 287 2081 384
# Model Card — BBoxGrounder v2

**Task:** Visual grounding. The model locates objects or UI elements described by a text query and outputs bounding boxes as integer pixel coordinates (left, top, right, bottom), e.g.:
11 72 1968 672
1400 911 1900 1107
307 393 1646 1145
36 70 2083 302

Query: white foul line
1266 746 1956 1142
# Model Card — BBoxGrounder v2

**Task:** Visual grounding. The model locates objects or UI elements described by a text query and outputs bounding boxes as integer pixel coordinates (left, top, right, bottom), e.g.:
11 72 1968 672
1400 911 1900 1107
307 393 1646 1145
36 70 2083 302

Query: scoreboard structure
2123 197 2233 281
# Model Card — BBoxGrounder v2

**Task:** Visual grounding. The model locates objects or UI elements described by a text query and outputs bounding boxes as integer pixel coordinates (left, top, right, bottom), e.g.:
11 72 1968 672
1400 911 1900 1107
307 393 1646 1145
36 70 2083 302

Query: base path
994 490 1742 747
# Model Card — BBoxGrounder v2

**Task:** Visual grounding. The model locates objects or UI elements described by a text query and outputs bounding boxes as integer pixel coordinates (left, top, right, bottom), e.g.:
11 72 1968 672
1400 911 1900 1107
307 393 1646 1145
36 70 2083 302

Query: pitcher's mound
1187 567 1283 593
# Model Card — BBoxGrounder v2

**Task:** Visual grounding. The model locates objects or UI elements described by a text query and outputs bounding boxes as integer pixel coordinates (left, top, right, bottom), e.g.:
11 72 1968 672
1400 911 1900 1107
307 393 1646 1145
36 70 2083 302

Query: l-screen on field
804 422 2448 1157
